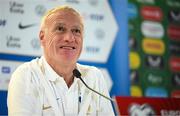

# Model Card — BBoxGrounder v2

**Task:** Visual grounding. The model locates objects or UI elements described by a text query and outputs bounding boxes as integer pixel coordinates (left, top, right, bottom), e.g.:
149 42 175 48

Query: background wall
0 0 129 115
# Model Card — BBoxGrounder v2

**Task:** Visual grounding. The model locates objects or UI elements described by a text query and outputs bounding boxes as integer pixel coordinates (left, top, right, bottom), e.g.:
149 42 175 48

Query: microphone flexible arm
73 69 114 102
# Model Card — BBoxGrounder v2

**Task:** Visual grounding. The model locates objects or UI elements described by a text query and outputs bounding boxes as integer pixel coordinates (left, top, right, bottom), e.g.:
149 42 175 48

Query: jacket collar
41 56 62 82
41 56 79 84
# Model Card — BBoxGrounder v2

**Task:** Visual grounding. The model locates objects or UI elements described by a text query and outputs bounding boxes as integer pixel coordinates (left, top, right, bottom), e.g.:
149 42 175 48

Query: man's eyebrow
72 25 81 29
54 22 65 26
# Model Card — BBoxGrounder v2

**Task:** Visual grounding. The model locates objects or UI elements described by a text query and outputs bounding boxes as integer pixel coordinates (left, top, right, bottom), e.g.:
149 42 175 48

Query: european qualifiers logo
168 10 180 24
172 73 180 87
129 36 137 50
9 1 24 14
169 41 180 55
128 103 156 116
130 70 139 85
145 55 164 69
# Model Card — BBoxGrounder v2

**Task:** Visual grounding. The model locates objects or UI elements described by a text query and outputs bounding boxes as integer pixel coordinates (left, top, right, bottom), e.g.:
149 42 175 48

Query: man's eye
72 29 81 34
57 26 65 32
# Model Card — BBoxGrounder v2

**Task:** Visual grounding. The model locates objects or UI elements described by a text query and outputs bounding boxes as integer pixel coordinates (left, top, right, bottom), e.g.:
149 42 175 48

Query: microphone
73 69 114 102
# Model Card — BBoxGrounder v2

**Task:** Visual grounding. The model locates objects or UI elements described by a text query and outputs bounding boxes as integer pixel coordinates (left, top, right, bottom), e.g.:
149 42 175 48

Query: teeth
60 46 75 49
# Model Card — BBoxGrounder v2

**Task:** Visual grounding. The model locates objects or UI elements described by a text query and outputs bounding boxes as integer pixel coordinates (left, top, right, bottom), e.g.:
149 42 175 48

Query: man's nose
63 31 75 42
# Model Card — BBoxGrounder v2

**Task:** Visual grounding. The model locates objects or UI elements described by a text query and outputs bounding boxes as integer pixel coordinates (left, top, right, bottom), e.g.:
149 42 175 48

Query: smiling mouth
60 46 76 50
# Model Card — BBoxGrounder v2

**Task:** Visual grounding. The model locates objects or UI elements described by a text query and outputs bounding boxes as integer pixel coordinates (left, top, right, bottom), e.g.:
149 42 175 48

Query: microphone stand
73 69 114 102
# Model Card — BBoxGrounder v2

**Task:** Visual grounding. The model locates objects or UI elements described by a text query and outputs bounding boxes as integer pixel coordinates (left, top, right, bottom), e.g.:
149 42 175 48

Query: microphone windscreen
73 69 81 78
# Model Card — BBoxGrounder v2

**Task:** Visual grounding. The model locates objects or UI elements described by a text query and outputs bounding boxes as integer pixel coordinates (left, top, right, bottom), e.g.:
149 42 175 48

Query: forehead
46 9 83 28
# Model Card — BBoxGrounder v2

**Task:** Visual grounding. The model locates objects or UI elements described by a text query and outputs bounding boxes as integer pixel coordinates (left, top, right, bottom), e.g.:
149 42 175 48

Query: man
8 6 115 116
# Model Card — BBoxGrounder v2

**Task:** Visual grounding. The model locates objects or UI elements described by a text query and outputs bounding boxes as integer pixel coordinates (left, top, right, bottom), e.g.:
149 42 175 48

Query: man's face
40 10 83 65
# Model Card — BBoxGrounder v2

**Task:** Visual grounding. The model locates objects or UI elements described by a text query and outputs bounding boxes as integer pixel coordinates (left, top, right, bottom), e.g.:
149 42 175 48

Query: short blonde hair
40 5 84 30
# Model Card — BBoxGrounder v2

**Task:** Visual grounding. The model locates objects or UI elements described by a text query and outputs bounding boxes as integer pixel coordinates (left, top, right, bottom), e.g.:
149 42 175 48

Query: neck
45 57 76 88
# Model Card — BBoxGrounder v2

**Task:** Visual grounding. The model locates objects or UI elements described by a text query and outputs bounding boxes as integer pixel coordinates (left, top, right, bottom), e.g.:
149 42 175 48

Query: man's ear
39 30 45 46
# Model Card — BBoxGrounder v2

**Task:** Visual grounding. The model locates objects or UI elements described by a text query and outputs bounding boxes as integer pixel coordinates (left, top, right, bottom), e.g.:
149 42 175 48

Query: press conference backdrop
128 0 180 98
0 0 129 115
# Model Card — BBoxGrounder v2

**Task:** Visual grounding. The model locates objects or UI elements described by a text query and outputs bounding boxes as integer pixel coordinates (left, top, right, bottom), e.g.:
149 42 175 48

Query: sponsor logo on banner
65 0 79 4
171 90 180 98
128 3 138 19
90 14 104 21
31 38 40 50
161 110 180 116
145 72 164 86
1 66 11 74
129 52 140 69
142 38 165 55
169 41 180 55
88 0 98 6
129 36 137 50
35 5 46 17
86 46 100 53
9 1 24 14
115 96 180 115
95 28 105 40
82 13 104 21
168 10 180 24
170 57 180 72
168 25 180 41
136 0 155 4
130 70 139 84
18 22 36 30
6 35 21 48
145 55 163 69
141 21 164 38
145 87 168 97
0 19 6 27
128 103 156 116
141 6 163 21
131 85 142 97
172 73 180 87
167 1 180 7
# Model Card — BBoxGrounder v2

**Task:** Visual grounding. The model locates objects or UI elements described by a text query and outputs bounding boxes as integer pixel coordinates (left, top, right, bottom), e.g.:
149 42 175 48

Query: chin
61 56 77 62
